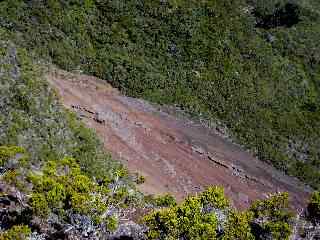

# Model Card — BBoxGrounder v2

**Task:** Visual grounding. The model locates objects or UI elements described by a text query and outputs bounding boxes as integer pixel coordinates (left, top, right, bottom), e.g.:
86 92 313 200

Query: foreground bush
143 189 295 240
143 186 228 239
1 145 317 240
249 192 293 240
0 145 136 237
0 225 31 240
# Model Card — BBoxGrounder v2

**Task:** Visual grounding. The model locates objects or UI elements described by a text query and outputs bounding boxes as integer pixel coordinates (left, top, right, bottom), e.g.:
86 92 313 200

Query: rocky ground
47 68 311 210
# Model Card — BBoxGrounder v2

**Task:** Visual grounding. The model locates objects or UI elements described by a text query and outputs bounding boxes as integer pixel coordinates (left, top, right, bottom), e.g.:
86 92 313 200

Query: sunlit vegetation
135 173 146 185
154 194 177 208
143 187 227 239
222 211 255 240
0 146 27 166
249 192 293 240
0 225 31 240
0 145 303 239
28 157 111 221
143 187 295 240
0 145 134 235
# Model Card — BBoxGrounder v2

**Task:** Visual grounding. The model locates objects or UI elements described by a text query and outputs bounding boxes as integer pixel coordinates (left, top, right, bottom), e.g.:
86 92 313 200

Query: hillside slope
0 27 319 240
47 68 311 210
0 39 146 239
0 40 122 179
0 0 319 187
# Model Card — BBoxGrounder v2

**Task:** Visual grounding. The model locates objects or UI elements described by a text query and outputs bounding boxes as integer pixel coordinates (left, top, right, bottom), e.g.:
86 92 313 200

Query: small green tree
223 211 255 240
143 186 229 240
155 194 177 207
249 192 294 240
106 215 119 232
200 186 230 209
27 157 115 222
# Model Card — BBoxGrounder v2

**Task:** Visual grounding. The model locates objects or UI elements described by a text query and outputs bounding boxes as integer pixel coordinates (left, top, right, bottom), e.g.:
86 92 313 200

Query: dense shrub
106 215 119 232
223 211 255 240
0 146 136 235
144 190 296 240
0 0 318 238
0 225 31 240
143 186 228 239
26 157 126 222
0 146 303 239
155 194 177 208
0 146 26 166
249 192 294 240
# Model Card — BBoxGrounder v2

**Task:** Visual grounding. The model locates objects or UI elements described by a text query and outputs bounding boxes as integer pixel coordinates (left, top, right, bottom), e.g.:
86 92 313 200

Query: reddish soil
47 69 311 210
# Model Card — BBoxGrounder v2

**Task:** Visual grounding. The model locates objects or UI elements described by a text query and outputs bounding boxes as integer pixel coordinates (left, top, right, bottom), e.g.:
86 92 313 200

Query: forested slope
1 1 320 239
1 0 319 187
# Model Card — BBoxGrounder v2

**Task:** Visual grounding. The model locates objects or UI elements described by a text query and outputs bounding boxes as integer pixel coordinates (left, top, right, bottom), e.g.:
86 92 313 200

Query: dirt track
47 69 311 210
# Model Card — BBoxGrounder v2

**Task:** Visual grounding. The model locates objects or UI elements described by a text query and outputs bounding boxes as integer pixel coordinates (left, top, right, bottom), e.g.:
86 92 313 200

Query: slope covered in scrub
0 36 122 179
0 14 318 240
0 0 320 239
46 67 310 210
0 0 319 188
0 38 149 238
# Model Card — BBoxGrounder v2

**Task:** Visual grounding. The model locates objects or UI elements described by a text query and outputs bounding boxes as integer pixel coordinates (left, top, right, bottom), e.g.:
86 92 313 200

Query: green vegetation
0 35 123 180
143 193 177 209
0 0 319 187
0 149 313 240
0 225 31 240
0 0 319 238
106 215 119 232
135 173 146 185
0 145 136 236
0 38 137 237
249 192 293 240
154 194 177 208
143 187 223 239
143 187 228 239
143 187 295 240
222 211 255 240
26 157 124 223
0 146 26 166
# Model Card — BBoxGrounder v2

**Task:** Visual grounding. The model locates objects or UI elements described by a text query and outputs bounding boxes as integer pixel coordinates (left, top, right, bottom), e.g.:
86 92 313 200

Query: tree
143 186 229 239
249 192 294 240
223 211 255 240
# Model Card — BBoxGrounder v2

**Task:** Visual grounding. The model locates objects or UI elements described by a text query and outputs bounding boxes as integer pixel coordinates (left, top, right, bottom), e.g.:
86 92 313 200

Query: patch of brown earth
47 68 311 210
